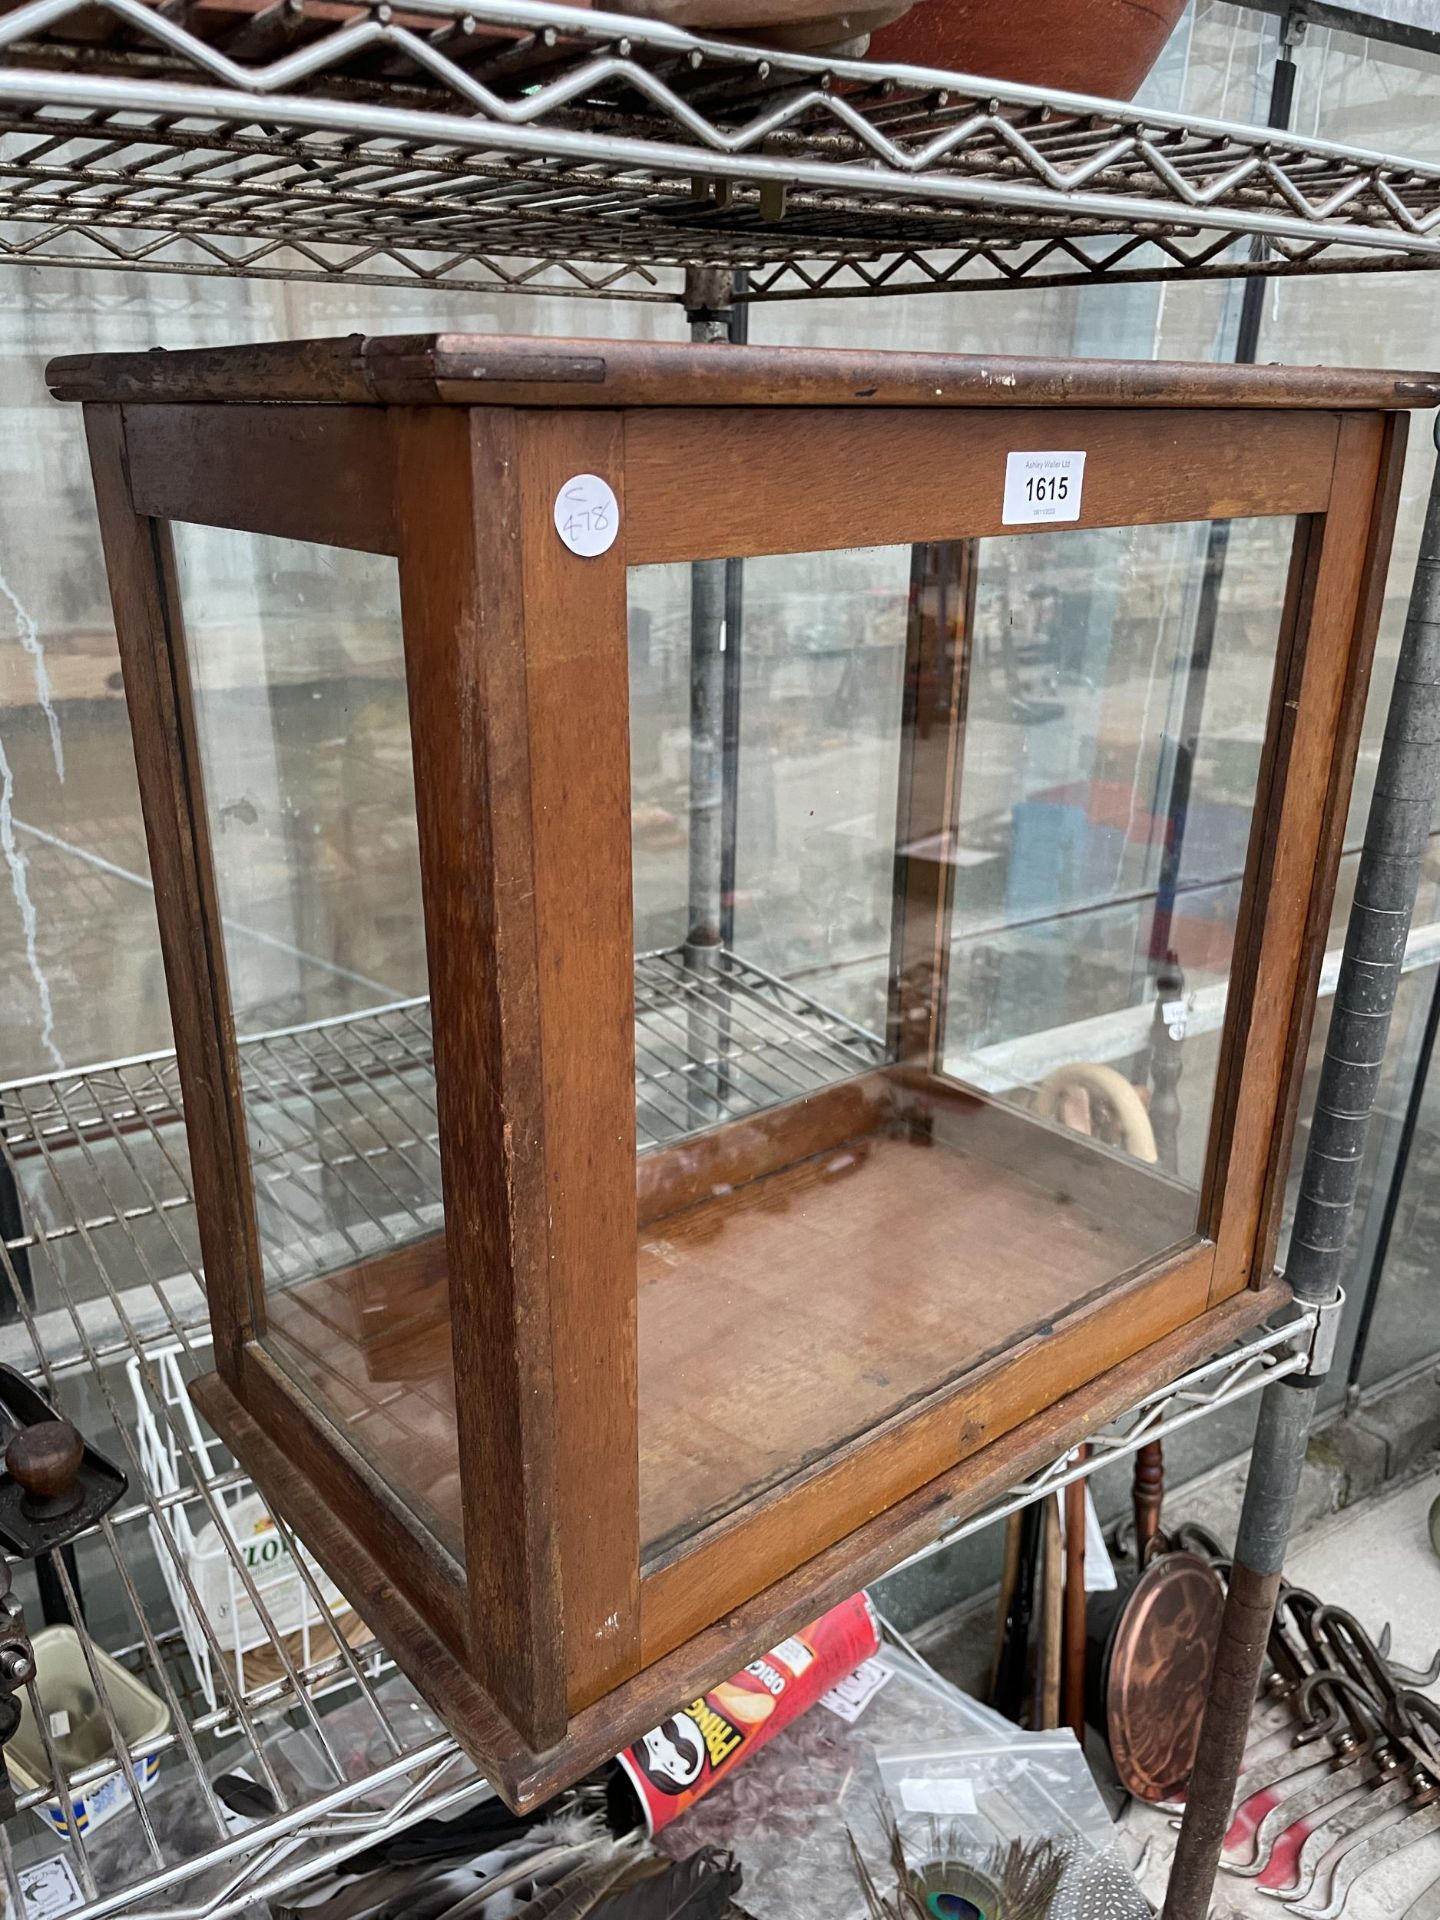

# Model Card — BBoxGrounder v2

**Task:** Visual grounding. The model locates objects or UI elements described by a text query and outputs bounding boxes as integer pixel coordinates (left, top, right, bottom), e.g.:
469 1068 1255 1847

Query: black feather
512 1841 639 1920
591 1848 742 1920
340 1796 542 1875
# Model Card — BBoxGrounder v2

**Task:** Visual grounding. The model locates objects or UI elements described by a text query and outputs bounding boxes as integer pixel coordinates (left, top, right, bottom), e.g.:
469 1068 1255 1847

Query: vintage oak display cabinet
49 334 1425 1803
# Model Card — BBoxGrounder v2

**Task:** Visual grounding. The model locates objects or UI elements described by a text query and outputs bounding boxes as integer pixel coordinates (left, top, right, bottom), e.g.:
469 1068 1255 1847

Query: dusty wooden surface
50 334 1440 410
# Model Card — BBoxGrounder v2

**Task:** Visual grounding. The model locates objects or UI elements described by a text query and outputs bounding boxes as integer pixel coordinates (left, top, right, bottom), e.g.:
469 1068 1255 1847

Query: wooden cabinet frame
51 336 1421 1805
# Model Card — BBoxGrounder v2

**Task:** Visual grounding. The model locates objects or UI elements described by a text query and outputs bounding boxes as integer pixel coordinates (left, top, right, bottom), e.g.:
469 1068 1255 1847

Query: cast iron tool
1315 1605 1438 1766
1227 1755 1396 1882
1251 1602 1432 1784
1284 1601 1401 1739
1223 1669 1348 1819
1257 1618 1440 1901
1271 1689 1440 1915
0 1368 126 1557
0 1559 36 1822
1225 1672 1395 1880
1372 1621 1440 1689
1267 1588 1328 1706
1259 1777 1418 1905
1286 1797 1440 1920
1223 1585 1410 1861
1315 1606 1423 1711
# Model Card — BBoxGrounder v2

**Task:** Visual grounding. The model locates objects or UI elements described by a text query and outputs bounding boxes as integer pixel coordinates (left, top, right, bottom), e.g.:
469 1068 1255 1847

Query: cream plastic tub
9 1627 169 1836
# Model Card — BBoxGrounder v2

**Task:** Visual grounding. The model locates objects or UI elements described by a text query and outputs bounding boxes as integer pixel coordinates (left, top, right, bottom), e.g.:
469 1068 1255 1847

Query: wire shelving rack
0 0 1437 301
0 1028 1314 1917
0 0 1436 1910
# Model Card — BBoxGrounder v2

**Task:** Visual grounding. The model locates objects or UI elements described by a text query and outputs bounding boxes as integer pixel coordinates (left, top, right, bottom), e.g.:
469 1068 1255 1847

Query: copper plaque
1105 1548 1225 1802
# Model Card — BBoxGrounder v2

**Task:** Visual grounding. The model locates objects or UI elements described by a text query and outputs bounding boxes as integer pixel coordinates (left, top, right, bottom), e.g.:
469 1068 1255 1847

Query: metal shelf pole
1163 423 1440 1920
683 263 733 976
1343 955 1440 1392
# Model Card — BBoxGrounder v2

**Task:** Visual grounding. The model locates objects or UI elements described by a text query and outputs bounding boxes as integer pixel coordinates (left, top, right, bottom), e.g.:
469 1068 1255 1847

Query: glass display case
50 333 1422 1804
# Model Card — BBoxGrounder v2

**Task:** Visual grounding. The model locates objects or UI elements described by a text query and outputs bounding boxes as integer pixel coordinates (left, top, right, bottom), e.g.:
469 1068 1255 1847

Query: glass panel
630 518 1296 1555
171 526 459 1554
943 517 1295 1188
629 548 905 1146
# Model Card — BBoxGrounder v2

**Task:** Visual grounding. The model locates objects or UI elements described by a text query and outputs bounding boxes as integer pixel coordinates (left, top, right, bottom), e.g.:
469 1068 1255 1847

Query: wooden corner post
83 403 264 1381
389 405 640 1746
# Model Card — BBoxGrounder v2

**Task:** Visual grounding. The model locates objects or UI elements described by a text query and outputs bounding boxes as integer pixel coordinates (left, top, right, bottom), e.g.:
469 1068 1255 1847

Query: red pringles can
614 1592 880 1834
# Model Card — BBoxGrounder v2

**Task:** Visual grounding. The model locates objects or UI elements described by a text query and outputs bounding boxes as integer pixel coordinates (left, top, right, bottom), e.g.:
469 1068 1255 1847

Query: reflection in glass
172 526 458 1552
630 520 1295 1553
944 516 1295 1188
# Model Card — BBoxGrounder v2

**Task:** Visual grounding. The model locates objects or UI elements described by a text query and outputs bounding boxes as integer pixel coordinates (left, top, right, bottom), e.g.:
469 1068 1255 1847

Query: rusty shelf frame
0 0 1435 300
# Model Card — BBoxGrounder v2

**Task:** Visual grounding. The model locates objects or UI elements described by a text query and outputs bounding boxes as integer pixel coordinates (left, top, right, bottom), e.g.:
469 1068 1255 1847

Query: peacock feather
849 1809 1065 1920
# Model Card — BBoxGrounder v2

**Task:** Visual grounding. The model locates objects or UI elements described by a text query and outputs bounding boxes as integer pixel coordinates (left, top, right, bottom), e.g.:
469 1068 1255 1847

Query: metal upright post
1343 956 1440 1395
681 266 734 1120
719 272 749 955
1163 425 1440 1920
683 265 732 975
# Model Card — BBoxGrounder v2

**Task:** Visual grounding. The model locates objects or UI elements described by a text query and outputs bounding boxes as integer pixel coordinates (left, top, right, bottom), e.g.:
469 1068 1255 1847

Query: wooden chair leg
1041 1496 1063 1729
1133 1439 1165 1563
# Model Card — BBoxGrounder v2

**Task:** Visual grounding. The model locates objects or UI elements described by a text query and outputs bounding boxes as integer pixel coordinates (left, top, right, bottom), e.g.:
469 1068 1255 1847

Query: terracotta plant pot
867 0 1188 100
615 0 909 35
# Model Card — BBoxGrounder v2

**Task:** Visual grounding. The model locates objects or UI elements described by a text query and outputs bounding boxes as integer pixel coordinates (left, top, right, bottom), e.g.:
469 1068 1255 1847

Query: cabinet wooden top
47 333 1440 412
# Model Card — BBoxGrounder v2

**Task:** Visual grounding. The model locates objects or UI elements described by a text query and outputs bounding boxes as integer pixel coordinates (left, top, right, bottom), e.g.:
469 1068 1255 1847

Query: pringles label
615 1592 880 1834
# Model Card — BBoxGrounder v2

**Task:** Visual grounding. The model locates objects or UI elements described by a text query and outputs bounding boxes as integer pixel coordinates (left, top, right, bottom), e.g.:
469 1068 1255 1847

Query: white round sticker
553 473 619 557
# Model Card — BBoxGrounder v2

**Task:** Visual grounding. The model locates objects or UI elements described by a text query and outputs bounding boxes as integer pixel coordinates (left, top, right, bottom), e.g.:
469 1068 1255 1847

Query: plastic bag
876 1732 1149 1920
651 1643 991 1920
878 1731 1115 1850
655 1643 1148 1920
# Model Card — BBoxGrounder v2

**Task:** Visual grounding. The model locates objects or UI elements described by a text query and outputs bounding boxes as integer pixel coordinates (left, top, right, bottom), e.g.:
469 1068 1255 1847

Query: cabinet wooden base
257 1063 1200 1564
191 1274 1288 1809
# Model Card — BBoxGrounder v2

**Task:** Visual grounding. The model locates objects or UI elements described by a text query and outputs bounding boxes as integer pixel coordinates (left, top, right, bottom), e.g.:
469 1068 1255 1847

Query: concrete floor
1123 1467 1440 1920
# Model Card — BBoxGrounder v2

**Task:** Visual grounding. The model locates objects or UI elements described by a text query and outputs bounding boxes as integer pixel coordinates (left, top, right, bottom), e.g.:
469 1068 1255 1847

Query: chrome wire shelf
0 2 1427 1904
5 948 885 1299
0 1089 482 1920
0 948 887 1305
0 0 1438 300
891 1309 1317 1578
0 1003 1310 1918
633 947 883 1145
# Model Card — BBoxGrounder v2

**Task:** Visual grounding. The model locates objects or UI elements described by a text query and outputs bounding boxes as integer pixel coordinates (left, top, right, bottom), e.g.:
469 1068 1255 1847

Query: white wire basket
126 1346 380 1714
